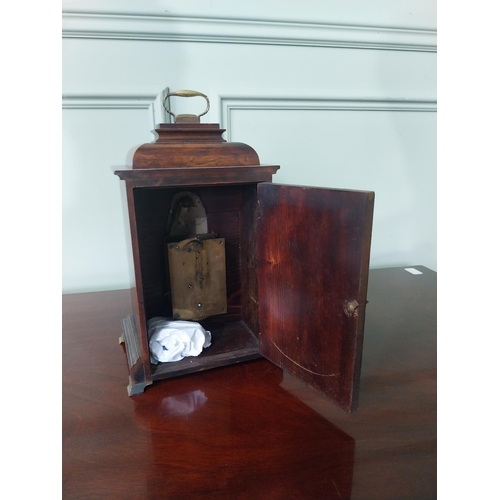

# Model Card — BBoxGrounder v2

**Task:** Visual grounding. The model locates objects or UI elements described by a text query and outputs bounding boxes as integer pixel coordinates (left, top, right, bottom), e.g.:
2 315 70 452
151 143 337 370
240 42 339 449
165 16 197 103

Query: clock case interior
115 122 374 412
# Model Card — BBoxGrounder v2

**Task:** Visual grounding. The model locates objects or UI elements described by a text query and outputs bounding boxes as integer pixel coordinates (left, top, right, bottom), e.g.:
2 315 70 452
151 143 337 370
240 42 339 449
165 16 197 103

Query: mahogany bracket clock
114 90 374 412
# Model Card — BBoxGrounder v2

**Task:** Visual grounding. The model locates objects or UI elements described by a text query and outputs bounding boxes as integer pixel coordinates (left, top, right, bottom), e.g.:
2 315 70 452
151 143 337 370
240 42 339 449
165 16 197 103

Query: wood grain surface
62 266 436 500
257 183 374 412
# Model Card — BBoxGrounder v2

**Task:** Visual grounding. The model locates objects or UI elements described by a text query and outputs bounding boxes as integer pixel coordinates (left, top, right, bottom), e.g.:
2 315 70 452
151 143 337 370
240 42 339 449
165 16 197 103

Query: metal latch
344 299 360 318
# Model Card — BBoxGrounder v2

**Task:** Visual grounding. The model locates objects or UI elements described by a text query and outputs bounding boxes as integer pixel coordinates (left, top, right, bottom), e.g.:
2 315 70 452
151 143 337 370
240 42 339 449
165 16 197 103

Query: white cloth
148 317 211 364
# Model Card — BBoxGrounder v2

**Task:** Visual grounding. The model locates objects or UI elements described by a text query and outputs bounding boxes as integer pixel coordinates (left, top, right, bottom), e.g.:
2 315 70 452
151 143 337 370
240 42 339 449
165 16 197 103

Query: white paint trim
218 96 437 141
62 94 157 109
62 12 436 52
61 93 436 139
62 90 170 127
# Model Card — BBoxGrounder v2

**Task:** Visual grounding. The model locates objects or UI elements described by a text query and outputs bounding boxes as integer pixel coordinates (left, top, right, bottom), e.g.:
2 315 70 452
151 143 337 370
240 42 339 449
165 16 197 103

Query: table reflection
132 360 355 499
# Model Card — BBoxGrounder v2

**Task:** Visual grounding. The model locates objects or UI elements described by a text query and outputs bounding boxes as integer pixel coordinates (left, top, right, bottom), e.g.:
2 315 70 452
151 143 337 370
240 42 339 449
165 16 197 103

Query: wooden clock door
257 183 375 412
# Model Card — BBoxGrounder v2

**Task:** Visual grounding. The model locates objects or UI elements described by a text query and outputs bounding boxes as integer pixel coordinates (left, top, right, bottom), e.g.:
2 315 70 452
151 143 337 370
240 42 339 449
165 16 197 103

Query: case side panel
125 184 153 386
348 191 375 410
241 184 261 336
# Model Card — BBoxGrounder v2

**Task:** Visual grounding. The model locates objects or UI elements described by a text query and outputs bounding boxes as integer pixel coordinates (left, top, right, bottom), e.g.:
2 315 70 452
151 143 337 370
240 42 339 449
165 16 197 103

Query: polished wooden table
62 266 436 499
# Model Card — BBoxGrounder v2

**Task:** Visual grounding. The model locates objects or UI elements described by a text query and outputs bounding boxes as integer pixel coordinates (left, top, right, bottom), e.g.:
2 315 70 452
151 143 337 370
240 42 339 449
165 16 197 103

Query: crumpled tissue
148 317 211 364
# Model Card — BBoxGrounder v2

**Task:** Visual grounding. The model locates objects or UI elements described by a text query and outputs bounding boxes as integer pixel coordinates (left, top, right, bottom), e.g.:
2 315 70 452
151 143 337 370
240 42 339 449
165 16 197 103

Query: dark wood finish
151 321 260 380
117 172 281 390
132 186 247 321
131 184 261 322
257 184 374 412
114 123 284 395
120 314 151 395
240 184 261 336
114 165 280 188
62 266 437 499
114 120 281 395
114 121 373 404
132 124 260 169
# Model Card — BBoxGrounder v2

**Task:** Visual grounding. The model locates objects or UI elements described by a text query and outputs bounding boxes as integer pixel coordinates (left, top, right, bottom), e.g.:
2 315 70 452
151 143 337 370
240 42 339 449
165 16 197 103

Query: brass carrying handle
163 90 210 122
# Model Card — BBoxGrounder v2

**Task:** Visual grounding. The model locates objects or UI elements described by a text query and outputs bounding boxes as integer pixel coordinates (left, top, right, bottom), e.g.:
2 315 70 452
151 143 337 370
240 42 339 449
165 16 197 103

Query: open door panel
257 183 374 412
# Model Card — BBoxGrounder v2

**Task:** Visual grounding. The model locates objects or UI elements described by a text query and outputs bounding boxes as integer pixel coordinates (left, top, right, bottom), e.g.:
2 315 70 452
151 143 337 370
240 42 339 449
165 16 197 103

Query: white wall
62 0 436 293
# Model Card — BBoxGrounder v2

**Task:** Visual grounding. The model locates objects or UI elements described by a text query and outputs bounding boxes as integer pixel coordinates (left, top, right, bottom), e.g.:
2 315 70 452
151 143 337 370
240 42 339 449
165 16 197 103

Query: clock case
115 122 374 412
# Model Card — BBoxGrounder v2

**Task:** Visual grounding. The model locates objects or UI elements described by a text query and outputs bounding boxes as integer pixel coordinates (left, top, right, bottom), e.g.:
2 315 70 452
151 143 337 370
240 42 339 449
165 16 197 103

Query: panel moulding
62 12 436 53
62 89 170 129
217 96 438 141
62 94 156 109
